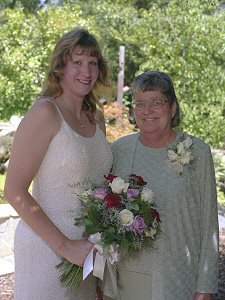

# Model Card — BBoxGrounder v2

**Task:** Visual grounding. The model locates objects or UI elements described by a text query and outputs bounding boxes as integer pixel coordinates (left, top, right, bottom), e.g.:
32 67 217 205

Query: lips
143 117 158 121
77 79 91 84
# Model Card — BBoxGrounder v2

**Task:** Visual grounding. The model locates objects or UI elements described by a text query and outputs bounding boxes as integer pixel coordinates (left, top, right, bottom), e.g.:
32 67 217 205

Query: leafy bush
213 152 225 207
0 0 224 147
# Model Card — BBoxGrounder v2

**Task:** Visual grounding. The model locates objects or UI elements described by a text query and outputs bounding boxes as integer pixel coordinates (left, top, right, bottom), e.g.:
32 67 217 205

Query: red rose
151 209 161 223
105 174 118 183
130 174 147 186
104 194 123 208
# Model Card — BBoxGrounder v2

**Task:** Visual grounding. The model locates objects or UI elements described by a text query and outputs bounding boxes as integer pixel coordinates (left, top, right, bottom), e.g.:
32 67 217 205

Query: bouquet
56 173 161 290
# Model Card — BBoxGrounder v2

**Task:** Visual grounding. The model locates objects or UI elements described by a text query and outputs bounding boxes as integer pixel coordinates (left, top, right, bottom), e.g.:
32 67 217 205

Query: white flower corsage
167 135 194 175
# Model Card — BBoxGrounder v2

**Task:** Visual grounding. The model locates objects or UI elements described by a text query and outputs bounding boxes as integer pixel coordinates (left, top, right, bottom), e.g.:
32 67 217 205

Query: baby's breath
131 234 145 250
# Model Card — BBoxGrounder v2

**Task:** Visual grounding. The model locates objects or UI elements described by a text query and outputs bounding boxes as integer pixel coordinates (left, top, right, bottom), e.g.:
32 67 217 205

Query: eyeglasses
132 98 168 110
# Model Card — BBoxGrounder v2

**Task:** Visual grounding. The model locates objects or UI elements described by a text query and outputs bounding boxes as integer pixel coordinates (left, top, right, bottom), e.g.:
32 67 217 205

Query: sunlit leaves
0 0 224 146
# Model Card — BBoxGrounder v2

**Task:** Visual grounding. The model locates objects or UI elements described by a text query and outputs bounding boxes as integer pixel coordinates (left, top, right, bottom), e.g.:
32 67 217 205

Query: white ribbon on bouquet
83 233 119 296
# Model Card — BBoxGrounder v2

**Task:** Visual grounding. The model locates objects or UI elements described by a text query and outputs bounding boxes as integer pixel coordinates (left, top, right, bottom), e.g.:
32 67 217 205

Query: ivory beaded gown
14 100 113 300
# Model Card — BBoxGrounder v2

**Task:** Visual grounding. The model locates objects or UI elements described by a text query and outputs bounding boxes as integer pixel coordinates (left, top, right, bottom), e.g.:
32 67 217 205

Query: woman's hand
193 293 213 300
61 239 94 267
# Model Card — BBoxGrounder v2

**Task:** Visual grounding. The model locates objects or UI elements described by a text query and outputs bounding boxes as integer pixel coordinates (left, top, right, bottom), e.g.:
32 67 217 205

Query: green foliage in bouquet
56 260 83 290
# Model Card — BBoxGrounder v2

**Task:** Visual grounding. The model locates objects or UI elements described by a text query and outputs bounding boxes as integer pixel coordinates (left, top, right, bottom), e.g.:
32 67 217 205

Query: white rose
81 189 92 196
141 186 155 203
149 228 157 239
177 141 185 155
144 228 157 239
180 151 192 165
183 137 193 149
167 150 179 161
88 232 102 244
80 189 92 203
109 177 130 194
119 209 134 226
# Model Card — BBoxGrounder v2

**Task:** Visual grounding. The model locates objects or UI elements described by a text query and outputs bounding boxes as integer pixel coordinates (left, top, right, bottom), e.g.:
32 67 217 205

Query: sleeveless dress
14 100 113 300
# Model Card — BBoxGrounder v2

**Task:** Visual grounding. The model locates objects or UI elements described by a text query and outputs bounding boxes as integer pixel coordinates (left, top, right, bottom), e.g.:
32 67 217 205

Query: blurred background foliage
0 0 225 148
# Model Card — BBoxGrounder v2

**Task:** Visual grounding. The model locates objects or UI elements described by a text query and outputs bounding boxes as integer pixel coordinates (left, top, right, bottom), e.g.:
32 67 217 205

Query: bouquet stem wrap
83 233 118 297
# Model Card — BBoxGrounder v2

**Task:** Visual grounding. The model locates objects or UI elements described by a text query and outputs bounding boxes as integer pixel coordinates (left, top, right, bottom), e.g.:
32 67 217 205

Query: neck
55 95 84 119
139 129 176 148
55 95 88 129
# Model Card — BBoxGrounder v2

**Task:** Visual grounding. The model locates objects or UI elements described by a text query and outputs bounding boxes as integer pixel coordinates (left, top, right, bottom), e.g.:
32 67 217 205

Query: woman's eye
89 61 98 66
73 60 81 65
135 102 145 108
153 100 161 105
153 100 164 107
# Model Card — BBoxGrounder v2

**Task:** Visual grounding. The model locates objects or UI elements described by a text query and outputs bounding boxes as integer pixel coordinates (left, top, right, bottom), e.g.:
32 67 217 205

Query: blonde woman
4 28 113 299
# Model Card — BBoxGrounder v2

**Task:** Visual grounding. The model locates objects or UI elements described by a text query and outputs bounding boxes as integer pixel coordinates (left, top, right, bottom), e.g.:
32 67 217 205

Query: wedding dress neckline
43 98 98 139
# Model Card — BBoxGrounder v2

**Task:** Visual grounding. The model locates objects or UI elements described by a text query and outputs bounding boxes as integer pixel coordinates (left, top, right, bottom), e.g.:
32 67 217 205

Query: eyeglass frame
132 98 169 110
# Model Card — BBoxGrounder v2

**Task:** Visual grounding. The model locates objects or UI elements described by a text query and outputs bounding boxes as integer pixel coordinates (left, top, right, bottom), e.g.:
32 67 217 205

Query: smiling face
60 47 100 100
134 90 176 136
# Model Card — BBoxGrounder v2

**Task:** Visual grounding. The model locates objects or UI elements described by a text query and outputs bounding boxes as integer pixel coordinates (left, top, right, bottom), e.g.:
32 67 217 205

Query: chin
140 126 158 133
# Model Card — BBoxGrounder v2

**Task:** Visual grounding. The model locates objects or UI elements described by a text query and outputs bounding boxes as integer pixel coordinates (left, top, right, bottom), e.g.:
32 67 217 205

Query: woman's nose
81 64 91 77
143 103 154 114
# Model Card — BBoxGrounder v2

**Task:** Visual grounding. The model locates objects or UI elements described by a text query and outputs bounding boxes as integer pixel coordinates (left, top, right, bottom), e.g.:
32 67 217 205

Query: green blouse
104 132 219 300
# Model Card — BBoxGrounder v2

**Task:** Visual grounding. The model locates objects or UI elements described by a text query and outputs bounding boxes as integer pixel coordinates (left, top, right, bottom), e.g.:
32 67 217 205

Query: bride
4 28 113 300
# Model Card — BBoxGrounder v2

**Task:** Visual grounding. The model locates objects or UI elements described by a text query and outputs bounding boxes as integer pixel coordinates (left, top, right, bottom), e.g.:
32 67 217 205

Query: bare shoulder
21 99 61 133
30 99 61 120
6 99 62 188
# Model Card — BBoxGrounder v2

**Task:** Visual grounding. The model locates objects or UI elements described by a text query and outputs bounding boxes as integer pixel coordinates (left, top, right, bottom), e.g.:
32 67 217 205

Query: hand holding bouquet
56 173 161 290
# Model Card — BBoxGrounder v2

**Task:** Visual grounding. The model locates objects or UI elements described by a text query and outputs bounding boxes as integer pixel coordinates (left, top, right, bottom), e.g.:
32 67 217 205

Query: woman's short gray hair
132 71 181 127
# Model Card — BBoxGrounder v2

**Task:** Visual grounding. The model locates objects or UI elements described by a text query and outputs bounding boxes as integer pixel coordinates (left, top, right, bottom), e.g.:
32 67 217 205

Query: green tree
131 0 225 147
0 0 224 147
0 0 54 13
0 3 97 118
0 8 40 117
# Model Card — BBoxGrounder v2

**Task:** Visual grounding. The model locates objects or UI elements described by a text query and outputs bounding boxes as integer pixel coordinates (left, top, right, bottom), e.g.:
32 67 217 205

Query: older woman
104 71 219 300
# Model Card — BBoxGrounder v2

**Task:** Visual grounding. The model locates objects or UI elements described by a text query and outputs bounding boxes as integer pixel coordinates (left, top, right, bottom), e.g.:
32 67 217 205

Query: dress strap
43 99 64 120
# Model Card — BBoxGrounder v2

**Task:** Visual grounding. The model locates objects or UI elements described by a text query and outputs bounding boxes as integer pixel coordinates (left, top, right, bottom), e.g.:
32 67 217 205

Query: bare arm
4 100 93 266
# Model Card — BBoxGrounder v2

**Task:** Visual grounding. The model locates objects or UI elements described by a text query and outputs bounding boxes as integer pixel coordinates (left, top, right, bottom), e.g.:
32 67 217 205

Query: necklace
130 132 176 173
58 101 86 129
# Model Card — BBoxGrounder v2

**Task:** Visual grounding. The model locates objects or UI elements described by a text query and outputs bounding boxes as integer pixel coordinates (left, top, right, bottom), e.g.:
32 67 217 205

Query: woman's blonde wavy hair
38 28 114 122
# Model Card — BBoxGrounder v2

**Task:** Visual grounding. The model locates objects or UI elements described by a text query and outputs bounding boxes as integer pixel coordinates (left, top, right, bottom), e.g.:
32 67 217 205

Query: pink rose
131 215 147 234
127 188 140 200
92 188 108 200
